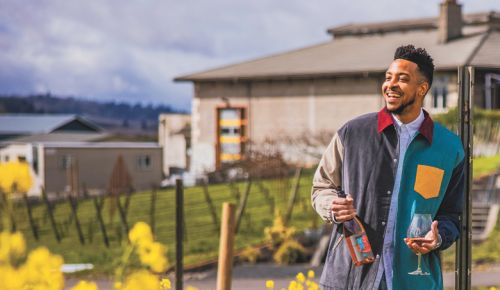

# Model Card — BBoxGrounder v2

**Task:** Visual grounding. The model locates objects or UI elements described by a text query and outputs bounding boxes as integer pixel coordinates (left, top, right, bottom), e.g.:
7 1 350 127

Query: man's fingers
332 198 354 206
404 238 432 254
432 221 439 236
333 211 357 222
334 209 356 217
331 203 355 211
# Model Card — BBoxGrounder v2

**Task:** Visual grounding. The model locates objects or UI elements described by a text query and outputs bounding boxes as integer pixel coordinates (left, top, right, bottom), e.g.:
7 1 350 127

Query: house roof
3 132 109 144
175 12 500 82
40 142 160 149
327 11 500 37
0 114 102 134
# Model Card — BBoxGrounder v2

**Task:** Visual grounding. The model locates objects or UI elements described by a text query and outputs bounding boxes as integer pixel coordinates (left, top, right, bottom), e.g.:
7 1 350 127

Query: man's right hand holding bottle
331 194 357 223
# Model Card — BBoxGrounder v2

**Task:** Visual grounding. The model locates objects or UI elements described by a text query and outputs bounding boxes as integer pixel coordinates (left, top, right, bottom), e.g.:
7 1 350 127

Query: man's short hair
394 45 435 87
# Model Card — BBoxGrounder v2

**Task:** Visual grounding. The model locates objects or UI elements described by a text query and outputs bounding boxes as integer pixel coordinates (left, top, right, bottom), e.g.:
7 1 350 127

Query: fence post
456 66 473 290
116 195 129 237
202 180 219 232
256 181 274 215
217 202 236 290
23 194 39 240
285 168 302 225
68 195 85 244
93 196 110 247
235 179 252 233
41 188 61 242
175 179 184 290
150 186 157 234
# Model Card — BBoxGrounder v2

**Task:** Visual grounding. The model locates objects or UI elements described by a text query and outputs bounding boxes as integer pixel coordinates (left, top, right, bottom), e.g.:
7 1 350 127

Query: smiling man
312 45 465 290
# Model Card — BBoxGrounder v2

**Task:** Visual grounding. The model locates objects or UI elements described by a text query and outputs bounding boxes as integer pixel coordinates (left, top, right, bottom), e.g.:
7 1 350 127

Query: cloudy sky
0 0 498 111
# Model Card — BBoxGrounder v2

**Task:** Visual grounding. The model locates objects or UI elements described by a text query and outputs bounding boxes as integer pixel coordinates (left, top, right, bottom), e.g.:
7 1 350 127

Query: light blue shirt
374 109 425 290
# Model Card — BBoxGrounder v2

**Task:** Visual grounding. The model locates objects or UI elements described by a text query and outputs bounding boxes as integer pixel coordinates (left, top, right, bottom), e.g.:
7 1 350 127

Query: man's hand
331 195 356 222
404 221 440 254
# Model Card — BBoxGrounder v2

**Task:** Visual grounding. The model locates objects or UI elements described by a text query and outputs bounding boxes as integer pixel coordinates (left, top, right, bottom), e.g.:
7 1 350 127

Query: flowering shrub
0 161 175 290
264 211 305 264
264 211 296 249
0 231 64 290
265 270 321 290
0 161 32 194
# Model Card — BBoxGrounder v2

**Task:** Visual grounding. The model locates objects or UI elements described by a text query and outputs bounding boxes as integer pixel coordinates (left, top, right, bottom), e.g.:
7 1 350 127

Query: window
432 77 448 109
61 155 73 170
217 107 246 165
137 155 151 170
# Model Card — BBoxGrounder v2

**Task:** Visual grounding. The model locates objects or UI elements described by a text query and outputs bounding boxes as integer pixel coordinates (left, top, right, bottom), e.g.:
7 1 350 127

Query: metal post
456 66 473 290
175 179 184 290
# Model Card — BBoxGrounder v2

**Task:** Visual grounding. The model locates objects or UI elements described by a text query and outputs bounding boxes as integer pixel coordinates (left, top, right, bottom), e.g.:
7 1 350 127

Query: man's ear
419 81 430 98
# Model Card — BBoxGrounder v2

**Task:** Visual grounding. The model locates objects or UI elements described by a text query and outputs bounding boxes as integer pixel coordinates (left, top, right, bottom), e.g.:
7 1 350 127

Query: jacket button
381 221 386 226
393 158 398 163
387 190 391 195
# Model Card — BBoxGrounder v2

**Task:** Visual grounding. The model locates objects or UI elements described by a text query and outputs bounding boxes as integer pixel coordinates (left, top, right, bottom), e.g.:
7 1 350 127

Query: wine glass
406 213 432 275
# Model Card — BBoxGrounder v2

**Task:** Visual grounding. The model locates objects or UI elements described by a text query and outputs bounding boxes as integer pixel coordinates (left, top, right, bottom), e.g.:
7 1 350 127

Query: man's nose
388 78 398 89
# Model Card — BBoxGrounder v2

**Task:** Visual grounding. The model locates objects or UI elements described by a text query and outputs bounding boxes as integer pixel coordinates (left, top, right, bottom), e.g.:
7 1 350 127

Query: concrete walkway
65 263 500 289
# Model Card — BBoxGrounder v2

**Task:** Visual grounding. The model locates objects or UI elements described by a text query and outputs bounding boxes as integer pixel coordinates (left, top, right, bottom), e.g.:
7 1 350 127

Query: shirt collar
391 109 424 136
377 107 434 144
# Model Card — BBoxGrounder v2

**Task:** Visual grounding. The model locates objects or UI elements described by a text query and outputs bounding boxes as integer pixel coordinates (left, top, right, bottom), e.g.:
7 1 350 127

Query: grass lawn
7 169 318 276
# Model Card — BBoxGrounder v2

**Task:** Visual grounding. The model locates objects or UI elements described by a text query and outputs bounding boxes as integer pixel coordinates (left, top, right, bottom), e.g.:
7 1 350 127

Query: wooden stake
217 203 236 290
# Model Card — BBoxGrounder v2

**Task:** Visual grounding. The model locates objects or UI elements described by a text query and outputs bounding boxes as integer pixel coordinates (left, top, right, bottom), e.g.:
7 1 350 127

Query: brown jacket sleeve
311 132 344 222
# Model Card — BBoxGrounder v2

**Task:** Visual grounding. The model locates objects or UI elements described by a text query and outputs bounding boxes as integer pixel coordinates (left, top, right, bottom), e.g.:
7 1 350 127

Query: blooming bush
265 270 321 290
0 161 174 290
264 211 304 264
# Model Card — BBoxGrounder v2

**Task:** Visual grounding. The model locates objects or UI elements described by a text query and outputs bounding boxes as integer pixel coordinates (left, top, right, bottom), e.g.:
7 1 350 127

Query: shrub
273 239 306 265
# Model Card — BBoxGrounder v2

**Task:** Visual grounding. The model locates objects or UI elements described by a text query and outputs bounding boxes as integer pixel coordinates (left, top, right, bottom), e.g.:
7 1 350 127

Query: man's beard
386 94 416 115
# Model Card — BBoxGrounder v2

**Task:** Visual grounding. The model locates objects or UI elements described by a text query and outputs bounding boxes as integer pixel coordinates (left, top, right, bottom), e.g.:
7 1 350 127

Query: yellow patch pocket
414 165 445 199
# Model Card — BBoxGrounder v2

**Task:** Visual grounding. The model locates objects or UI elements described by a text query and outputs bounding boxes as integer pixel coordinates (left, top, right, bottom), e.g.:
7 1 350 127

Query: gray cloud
0 0 498 110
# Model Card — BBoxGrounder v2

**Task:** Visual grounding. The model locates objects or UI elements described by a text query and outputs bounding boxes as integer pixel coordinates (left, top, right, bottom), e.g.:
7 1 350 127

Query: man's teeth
388 93 400 97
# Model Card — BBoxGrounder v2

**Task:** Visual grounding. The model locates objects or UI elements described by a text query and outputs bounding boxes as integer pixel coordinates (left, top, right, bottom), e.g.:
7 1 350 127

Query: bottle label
348 232 374 264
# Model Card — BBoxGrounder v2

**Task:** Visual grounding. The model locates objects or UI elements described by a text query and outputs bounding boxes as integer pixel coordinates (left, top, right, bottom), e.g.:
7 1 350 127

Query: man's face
382 59 428 116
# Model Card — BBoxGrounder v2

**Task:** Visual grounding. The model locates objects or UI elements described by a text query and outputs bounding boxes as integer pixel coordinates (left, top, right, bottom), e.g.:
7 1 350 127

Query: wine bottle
337 188 375 266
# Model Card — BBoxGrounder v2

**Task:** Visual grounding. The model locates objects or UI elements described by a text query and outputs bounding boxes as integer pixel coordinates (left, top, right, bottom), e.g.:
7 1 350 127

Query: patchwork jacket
312 108 465 290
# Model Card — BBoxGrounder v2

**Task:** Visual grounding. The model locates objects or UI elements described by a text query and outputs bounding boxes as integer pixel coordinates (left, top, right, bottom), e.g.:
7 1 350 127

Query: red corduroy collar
377 107 434 144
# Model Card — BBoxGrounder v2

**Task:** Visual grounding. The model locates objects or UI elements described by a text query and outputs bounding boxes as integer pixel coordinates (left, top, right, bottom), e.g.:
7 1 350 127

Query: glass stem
417 253 422 272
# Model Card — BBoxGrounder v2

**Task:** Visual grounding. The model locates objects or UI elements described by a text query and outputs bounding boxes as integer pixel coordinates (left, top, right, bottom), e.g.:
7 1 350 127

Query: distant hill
0 94 186 134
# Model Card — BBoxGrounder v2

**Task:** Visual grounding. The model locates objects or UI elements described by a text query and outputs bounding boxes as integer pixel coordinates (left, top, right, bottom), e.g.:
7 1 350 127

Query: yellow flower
0 231 27 262
137 241 168 273
266 280 275 289
307 270 314 279
0 161 32 193
70 280 99 290
9 231 26 257
122 270 160 290
22 247 64 290
186 287 198 290
129 222 153 245
114 281 123 289
160 278 171 289
296 272 306 283
0 265 25 289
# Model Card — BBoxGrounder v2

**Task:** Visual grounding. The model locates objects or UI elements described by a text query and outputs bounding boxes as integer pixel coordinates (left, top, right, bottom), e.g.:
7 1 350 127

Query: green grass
474 154 500 178
7 171 317 276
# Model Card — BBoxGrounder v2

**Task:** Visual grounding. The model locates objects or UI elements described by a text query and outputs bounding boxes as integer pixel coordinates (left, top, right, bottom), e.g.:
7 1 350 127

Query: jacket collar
377 107 434 144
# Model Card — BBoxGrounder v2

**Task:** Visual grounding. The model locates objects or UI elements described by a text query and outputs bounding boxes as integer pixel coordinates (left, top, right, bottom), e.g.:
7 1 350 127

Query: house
1 141 162 196
175 0 500 174
0 114 105 141
0 114 162 196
